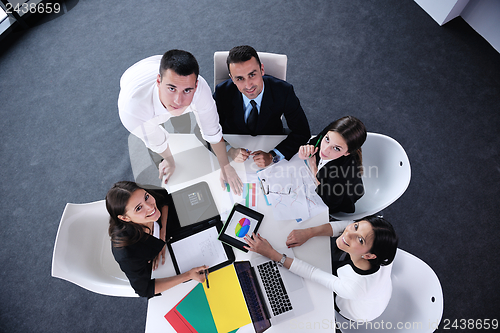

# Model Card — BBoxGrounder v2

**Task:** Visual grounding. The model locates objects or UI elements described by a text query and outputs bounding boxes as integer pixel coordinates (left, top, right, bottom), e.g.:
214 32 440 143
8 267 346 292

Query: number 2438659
5 2 61 15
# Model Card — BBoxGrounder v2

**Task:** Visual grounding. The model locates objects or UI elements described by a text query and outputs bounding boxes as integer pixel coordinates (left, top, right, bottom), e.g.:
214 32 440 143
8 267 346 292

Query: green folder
175 284 239 333
176 283 218 333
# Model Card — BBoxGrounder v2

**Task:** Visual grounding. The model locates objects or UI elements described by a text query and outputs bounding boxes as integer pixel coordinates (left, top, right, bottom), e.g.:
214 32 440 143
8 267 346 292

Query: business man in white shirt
119 49 242 195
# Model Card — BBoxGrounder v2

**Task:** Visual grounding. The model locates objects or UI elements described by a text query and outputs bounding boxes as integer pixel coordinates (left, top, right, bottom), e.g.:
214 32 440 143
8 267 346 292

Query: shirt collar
242 82 265 109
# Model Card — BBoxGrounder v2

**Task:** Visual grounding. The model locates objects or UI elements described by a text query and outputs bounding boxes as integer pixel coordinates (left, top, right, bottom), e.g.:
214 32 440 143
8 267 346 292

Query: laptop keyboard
257 261 293 316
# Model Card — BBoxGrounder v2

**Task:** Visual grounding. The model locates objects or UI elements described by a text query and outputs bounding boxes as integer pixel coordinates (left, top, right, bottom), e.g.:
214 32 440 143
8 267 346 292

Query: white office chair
213 51 287 88
51 200 138 297
335 249 443 332
330 132 411 221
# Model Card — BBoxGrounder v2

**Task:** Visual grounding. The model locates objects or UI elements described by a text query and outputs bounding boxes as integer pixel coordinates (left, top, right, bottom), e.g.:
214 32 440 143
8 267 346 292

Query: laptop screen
234 261 272 333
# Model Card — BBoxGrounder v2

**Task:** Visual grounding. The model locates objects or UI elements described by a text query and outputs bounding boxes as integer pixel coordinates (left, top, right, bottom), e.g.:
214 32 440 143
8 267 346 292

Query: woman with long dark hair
106 181 206 298
299 116 367 214
245 215 398 322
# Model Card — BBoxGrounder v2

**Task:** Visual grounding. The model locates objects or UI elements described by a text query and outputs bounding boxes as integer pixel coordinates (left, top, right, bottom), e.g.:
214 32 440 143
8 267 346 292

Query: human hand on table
244 233 281 261
229 147 251 163
186 265 208 283
219 164 243 195
286 229 313 248
158 158 176 184
252 150 273 168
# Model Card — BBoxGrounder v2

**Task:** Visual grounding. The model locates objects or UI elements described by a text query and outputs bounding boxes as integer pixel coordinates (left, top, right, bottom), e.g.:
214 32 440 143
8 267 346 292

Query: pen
205 269 209 289
257 178 271 205
258 178 268 195
309 135 322 158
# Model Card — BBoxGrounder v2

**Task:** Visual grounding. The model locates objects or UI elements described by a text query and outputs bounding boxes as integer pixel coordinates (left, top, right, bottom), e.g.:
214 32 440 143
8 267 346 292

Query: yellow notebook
203 264 252 333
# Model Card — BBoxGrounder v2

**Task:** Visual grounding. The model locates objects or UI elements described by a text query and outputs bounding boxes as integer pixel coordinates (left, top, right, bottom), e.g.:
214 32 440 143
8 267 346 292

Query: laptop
234 247 314 332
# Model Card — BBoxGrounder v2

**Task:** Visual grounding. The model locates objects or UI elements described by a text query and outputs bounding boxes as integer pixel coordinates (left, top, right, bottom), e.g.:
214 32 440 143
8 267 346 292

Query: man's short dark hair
160 49 199 79
226 45 262 73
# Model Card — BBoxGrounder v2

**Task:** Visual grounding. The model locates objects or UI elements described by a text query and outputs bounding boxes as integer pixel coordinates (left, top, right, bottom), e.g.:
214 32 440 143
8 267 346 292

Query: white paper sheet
170 227 228 273
257 155 327 221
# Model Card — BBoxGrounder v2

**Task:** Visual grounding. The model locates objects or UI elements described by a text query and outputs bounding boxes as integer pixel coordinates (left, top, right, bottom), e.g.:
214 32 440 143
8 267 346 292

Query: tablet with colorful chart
218 203 264 253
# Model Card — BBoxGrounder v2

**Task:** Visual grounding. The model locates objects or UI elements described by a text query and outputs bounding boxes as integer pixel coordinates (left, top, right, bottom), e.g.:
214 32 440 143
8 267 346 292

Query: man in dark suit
213 45 311 168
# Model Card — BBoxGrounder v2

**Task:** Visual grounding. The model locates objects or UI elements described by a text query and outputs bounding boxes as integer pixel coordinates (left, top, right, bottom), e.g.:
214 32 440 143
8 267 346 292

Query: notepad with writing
167 217 234 275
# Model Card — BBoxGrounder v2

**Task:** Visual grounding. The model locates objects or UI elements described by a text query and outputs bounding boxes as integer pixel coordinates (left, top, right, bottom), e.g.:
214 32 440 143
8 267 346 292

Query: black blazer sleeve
310 138 364 214
112 236 165 298
264 76 311 160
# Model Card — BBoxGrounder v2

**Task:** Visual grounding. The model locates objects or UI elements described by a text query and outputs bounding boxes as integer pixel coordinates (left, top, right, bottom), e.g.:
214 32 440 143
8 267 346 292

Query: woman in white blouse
244 215 398 322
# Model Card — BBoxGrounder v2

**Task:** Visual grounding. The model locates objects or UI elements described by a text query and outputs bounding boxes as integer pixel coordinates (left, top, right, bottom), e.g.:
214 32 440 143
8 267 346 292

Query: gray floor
0 1 499 332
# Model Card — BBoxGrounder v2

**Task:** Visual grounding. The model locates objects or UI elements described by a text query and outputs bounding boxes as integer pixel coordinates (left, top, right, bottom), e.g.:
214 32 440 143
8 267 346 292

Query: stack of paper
257 155 328 222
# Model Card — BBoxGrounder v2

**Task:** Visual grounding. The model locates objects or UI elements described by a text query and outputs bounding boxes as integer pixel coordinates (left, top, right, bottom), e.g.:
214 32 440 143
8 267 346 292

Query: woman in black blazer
105 181 206 298
298 116 367 214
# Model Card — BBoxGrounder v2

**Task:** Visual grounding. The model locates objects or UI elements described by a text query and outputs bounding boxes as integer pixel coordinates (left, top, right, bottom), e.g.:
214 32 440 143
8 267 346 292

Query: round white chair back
52 200 138 297
213 51 287 88
330 132 411 220
335 249 443 332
